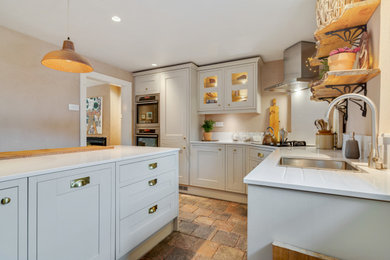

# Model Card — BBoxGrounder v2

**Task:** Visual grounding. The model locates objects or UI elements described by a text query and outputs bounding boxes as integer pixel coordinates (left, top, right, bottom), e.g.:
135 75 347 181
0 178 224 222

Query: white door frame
80 72 133 146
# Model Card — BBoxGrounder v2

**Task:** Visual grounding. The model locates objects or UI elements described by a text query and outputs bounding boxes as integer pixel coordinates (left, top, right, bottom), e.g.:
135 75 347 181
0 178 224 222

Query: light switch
215 122 224 127
68 104 80 111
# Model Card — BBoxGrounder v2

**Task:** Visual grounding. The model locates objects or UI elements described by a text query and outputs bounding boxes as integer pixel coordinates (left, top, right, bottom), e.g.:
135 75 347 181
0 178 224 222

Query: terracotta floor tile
165 247 195 260
212 220 234 232
179 210 197 222
209 212 231 221
196 240 220 258
212 245 245 260
181 204 199 213
179 220 200 235
192 224 217 240
194 208 213 217
236 235 247 251
194 216 215 226
142 194 248 260
168 233 205 252
211 230 240 247
232 223 247 236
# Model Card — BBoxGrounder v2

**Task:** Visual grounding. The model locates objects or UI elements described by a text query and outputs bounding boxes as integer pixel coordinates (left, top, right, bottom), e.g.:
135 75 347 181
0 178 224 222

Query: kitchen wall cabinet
28 164 115 260
135 73 161 95
199 69 224 111
226 145 246 193
134 63 202 185
0 178 27 260
190 144 226 190
198 57 262 114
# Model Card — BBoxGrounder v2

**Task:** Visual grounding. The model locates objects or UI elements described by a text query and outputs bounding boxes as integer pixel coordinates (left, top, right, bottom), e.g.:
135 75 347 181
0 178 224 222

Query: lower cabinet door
0 179 27 260
190 144 225 190
226 145 246 193
160 140 188 185
28 164 115 260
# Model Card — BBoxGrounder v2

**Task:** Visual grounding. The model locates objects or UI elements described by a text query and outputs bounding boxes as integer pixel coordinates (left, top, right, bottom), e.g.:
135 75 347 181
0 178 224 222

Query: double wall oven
135 94 160 147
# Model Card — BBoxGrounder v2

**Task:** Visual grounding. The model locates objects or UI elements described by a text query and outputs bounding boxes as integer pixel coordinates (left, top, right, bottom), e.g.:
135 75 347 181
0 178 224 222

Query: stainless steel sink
279 157 361 172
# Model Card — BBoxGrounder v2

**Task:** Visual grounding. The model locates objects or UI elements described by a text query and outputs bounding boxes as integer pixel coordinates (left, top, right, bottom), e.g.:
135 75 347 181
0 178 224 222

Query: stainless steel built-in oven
136 94 159 128
135 128 159 147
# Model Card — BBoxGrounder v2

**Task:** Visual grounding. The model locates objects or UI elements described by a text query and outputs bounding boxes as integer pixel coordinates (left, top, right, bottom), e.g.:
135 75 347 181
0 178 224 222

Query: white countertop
244 146 390 202
0 146 179 182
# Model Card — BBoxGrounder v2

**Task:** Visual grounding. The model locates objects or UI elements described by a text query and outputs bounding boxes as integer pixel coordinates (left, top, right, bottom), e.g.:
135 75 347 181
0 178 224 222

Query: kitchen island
0 145 179 260
244 146 390 260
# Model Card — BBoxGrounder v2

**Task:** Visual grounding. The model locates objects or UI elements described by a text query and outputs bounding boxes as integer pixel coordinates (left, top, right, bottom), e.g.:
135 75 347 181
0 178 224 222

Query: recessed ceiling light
152 64 157 67
112 16 121 22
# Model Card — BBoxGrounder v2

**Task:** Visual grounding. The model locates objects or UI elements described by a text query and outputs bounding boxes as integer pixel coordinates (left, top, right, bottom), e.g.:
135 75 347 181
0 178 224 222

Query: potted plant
328 47 360 71
201 120 215 141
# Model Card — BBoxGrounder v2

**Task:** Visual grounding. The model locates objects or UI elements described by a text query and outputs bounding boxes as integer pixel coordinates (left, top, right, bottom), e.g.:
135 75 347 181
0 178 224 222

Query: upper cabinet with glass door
198 57 262 114
199 69 224 111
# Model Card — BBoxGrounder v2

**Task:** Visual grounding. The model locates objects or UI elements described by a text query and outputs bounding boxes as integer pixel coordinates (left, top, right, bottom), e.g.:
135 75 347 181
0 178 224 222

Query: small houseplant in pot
328 47 360 71
201 120 215 141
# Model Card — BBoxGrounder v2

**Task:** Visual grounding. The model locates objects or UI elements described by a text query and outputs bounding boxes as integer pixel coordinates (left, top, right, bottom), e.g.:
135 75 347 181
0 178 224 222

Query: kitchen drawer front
119 169 177 219
118 154 176 186
118 193 178 258
248 148 271 160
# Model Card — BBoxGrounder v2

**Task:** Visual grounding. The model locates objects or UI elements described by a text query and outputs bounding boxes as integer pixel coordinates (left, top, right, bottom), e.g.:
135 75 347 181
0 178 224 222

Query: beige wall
205 60 290 132
110 85 122 145
0 26 132 152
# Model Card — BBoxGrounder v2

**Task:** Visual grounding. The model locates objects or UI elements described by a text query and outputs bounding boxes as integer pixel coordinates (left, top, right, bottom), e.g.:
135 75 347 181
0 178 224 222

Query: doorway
80 72 132 146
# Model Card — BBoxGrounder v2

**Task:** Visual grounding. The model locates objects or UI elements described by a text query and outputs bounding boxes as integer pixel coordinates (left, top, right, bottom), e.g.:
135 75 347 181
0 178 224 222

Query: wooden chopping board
0 146 114 160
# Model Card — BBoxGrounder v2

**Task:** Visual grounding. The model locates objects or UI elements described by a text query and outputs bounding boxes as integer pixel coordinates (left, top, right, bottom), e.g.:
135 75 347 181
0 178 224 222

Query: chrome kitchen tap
324 93 383 170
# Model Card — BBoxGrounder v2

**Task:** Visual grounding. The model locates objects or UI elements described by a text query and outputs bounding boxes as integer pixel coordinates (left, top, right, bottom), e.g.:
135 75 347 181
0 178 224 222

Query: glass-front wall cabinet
199 69 224 111
224 64 255 109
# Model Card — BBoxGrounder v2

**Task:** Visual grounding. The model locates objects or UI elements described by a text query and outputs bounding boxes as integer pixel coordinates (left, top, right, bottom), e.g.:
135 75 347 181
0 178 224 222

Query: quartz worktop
0 145 179 182
244 146 390 202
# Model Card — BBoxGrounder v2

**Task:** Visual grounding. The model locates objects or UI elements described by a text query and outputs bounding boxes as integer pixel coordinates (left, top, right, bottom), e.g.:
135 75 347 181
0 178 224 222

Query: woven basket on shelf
316 0 364 30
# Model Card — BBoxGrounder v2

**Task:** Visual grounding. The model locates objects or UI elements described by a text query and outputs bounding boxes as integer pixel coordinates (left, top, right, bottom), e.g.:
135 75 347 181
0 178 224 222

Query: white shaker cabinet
226 145 246 193
28 163 115 260
199 69 224 111
0 178 27 260
224 64 256 110
190 144 226 190
198 57 262 114
135 73 161 95
160 69 189 143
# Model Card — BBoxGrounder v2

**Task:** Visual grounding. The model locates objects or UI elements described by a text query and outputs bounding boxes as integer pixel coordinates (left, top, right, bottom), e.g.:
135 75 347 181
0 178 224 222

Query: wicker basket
316 0 364 29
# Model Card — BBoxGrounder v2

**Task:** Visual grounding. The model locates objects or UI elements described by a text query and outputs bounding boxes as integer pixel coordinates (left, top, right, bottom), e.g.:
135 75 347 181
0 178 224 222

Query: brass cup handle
233 149 237 152
149 162 158 170
148 205 158 214
70 177 90 188
1 197 11 205
148 178 158 186
218 148 222 151
257 153 264 158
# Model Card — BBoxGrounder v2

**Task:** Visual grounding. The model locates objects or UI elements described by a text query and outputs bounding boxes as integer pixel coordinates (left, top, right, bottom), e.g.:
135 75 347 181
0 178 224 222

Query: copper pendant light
41 0 93 73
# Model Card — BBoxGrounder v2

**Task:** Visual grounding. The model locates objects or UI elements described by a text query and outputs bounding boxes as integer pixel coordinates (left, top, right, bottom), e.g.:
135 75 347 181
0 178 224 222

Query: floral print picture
86 97 103 135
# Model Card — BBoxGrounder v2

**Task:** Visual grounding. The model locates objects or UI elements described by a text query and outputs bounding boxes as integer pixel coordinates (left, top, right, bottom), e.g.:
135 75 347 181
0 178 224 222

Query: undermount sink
279 157 361 172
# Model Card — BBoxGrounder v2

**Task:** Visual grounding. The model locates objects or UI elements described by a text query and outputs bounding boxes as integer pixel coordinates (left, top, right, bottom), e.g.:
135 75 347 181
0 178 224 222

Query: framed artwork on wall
86 97 103 135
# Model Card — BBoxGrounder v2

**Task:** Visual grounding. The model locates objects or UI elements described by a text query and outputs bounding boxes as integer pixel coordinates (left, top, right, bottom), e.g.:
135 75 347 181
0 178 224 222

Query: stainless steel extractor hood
265 41 318 93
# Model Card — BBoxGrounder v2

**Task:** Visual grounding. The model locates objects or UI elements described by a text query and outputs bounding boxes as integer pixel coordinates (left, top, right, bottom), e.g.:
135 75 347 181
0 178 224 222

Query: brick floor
141 194 247 260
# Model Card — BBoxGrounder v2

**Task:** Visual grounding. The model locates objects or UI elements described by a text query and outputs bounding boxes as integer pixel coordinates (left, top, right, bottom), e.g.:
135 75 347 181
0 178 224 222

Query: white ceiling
0 0 316 72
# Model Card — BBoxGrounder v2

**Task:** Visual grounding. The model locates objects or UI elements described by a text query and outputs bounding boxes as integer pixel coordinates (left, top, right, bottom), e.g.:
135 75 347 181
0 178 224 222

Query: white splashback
289 89 329 145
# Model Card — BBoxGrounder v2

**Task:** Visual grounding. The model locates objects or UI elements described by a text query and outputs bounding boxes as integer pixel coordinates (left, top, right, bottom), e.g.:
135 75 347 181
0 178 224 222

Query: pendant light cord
66 0 70 40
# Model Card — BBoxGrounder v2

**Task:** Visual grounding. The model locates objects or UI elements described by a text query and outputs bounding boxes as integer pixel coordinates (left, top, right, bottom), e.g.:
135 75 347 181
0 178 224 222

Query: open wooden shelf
310 68 380 100
310 0 380 66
